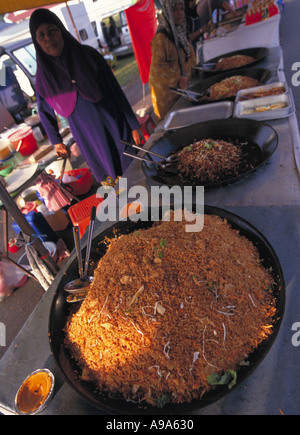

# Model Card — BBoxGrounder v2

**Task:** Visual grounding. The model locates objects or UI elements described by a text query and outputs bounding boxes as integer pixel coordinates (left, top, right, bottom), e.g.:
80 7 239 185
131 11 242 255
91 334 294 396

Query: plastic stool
68 194 104 238
137 115 156 142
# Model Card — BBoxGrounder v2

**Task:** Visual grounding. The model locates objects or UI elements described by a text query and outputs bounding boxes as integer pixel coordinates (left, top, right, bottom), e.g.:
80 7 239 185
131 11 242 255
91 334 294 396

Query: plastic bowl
15 369 55 415
0 163 13 177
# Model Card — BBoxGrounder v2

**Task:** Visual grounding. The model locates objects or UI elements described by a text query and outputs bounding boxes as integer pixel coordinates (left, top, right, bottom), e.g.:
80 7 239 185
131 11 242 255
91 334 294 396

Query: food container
8 127 38 157
59 168 93 196
21 186 39 203
233 94 293 121
163 102 233 130
15 369 55 415
235 81 288 102
0 162 13 177
0 139 13 161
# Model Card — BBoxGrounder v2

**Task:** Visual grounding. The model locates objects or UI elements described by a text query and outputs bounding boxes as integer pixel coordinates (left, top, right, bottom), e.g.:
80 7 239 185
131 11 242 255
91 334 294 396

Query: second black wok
141 118 278 189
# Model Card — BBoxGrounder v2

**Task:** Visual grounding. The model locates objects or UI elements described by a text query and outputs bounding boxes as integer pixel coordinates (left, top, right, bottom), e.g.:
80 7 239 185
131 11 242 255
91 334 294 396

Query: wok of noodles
209 75 259 100
215 55 256 71
176 138 243 183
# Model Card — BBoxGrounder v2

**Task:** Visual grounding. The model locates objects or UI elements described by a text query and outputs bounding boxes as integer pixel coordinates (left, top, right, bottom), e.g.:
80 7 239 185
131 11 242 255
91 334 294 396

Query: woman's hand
132 129 145 146
55 143 70 159
179 74 189 90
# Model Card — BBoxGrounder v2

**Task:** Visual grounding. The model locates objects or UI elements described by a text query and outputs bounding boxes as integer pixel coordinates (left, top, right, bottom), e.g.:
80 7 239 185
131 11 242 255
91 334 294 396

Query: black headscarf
30 9 103 116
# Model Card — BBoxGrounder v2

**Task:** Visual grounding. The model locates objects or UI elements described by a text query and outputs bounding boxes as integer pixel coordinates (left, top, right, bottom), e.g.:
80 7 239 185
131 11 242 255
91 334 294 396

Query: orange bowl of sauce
15 369 54 415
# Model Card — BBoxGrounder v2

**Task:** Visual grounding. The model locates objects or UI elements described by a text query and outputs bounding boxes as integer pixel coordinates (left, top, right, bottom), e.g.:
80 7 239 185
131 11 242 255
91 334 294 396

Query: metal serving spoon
64 207 97 294
66 281 92 304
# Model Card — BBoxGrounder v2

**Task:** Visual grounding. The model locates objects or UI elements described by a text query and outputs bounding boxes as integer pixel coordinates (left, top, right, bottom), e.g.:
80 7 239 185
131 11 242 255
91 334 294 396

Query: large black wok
49 205 285 415
184 68 271 104
197 47 269 76
142 118 278 189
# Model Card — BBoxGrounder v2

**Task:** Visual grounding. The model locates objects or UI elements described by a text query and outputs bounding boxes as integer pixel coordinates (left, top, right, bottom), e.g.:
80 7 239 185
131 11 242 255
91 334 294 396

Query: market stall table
0 12 300 415
202 13 281 62
0 148 63 280
0 125 75 277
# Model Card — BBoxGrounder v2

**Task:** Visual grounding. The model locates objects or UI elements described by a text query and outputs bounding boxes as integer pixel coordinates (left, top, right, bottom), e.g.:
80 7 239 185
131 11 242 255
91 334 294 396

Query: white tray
163 101 233 130
233 93 294 121
235 81 288 102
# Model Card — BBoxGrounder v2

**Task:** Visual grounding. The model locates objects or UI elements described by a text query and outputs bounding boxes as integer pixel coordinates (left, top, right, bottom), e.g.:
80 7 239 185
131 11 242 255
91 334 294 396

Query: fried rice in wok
64 212 276 408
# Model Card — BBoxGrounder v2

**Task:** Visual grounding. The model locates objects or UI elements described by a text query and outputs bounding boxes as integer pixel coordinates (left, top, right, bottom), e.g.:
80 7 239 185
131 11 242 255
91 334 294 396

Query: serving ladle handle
73 226 84 279
84 206 96 278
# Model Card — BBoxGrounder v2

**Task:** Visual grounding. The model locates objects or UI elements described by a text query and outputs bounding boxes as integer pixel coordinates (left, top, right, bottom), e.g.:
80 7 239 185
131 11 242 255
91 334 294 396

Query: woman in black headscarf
149 0 196 121
29 8 141 183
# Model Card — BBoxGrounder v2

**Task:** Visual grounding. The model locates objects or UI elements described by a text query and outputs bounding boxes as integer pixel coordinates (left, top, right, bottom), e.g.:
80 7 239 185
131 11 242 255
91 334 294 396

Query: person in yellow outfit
149 0 196 121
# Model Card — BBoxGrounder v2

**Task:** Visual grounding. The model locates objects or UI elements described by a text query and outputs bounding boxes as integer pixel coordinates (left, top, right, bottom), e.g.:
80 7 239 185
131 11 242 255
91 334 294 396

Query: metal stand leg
1 208 40 282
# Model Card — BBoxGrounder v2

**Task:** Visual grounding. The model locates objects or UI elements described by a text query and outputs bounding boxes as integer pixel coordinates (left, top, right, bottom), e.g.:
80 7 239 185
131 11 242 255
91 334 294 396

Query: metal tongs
121 140 178 174
64 207 97 303
169 87 206 102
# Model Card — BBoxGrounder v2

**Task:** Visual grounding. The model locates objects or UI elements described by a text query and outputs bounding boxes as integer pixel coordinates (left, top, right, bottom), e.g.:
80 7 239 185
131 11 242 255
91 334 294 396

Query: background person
185 0 203 53
108 17 121 50
196 0 238 27
149 0 196 121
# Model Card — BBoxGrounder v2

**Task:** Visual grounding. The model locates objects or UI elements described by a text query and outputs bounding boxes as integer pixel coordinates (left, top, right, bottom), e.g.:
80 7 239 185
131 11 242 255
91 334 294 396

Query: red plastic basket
68 194 104 238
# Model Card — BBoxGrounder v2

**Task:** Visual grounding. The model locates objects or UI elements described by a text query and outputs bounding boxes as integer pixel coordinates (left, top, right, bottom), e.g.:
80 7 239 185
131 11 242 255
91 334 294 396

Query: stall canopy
0 0 63 14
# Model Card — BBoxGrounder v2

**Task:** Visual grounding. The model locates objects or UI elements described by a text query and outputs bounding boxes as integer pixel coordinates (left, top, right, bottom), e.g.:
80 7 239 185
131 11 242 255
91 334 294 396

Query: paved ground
0 1 299 360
